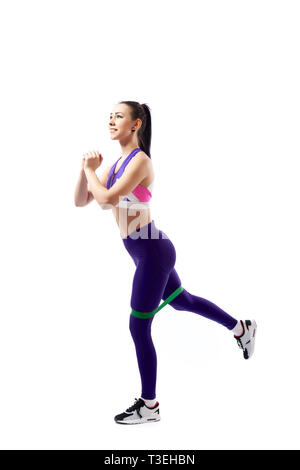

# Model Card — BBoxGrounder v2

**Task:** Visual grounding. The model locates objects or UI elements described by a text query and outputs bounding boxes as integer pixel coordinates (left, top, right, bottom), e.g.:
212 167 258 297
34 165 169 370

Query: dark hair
118 101 152 158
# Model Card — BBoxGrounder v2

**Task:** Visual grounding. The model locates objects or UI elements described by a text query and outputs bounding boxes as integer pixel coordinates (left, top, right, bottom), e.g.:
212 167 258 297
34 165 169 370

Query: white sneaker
114 398 160 425
234 320 257 359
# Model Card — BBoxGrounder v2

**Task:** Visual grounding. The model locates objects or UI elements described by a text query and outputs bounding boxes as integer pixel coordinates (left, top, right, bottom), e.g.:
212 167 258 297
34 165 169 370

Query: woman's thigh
151 233 183 302
130 260 183 314
161 268 183 301
128 224 184 312
129 234 178 312
130 257 170 312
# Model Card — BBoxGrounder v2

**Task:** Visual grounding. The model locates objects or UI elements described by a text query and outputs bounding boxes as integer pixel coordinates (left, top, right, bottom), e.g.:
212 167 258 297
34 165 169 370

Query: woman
74 100 257 425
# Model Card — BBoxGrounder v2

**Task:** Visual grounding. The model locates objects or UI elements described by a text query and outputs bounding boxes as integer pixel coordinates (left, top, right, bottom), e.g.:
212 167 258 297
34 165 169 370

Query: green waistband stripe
131 285 184 319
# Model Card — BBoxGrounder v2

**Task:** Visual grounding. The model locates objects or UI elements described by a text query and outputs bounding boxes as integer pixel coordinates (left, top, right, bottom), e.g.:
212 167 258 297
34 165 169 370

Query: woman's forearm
74 169 89 206
84 168 109 205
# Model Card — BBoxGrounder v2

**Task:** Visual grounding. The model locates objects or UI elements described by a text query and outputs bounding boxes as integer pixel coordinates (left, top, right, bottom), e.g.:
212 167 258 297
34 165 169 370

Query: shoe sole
115 417 161 425
244 320 257 359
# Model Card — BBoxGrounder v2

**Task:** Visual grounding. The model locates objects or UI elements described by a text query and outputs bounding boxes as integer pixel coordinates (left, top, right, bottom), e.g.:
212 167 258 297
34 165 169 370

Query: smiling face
108 103 142 141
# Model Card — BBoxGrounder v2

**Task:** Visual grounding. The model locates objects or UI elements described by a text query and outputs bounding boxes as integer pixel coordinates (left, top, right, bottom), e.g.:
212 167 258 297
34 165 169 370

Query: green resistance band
131 285 184 319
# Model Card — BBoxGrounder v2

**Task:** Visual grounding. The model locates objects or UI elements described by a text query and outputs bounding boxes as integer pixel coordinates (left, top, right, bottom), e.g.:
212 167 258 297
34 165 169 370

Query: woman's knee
129 314 138 339
129 314 152 341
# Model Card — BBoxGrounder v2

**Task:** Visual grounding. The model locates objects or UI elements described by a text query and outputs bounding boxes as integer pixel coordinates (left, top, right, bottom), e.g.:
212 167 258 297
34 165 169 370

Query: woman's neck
119 141 140 159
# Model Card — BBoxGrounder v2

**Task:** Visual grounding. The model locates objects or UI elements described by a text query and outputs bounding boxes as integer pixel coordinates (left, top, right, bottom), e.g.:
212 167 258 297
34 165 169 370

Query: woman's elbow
99 203 111 210
101 194 118 209
97 199 115 210
74 199 86 207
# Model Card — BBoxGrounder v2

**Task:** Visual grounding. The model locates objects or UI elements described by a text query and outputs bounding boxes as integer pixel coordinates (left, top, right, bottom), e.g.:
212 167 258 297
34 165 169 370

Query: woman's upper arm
106 156 149 207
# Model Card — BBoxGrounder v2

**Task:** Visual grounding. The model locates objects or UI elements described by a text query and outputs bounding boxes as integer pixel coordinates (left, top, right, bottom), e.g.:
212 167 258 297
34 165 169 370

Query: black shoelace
236 337 244 350
126 398 145 413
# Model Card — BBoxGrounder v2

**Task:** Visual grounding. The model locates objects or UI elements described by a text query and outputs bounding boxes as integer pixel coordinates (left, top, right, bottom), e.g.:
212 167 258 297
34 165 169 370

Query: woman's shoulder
136 151 152 170
137 150 150 160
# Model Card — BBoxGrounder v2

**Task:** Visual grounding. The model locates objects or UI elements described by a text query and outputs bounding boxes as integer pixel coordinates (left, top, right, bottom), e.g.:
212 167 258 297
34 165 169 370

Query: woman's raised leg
161 268 238 330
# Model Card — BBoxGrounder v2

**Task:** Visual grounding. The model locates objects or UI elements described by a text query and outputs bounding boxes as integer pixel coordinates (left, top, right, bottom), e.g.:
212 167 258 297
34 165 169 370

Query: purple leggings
122 220 238 400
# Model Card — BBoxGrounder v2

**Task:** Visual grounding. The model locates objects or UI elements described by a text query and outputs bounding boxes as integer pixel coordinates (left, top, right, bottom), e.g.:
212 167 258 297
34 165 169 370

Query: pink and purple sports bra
106 148 154 209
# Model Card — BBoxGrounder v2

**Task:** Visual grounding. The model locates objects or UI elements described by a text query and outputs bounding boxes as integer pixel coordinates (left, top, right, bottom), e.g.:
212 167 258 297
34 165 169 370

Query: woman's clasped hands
81 150 103 172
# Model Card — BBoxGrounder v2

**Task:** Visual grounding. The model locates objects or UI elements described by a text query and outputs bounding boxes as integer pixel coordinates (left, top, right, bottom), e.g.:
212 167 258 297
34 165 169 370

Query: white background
0 0 299 450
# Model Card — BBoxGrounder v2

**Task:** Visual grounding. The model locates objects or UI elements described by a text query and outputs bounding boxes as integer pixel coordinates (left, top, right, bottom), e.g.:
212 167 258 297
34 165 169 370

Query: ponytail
118 101 152 158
